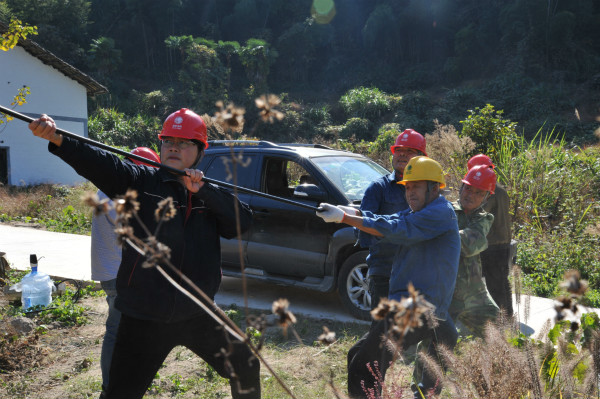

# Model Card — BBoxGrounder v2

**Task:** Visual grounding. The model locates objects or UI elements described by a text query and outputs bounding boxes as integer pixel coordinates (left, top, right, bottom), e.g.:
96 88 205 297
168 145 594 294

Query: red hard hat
129 147 160 167
390 129 427 156
158 108 209 149
467 153 495 170
462 165 497 194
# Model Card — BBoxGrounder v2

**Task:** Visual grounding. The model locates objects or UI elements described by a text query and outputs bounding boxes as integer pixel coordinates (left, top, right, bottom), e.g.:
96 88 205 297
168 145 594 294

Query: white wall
0 46 89 186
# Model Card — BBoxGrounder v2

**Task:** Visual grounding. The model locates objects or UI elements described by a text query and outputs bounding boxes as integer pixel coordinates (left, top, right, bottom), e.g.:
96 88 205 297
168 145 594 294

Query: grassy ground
0 284 371 399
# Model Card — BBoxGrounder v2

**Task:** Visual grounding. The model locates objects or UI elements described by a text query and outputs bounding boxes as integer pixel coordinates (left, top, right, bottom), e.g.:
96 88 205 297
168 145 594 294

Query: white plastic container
11 254 54 310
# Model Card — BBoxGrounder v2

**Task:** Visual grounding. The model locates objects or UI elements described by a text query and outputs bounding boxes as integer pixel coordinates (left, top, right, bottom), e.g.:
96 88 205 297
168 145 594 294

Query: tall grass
0 183 94 234
495 129 600 305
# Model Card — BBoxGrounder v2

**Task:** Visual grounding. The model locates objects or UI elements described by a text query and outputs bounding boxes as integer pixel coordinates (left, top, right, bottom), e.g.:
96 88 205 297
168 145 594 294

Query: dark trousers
480 244 513 315
369 275 390 311
347 313 458 399
104 313 260 399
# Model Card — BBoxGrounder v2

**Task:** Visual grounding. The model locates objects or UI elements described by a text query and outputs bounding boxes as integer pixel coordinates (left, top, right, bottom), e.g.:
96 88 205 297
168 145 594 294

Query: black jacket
50 137 252 322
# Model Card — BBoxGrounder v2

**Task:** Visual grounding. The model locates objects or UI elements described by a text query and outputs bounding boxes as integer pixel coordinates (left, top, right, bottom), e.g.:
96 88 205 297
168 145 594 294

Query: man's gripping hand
316 203 346 223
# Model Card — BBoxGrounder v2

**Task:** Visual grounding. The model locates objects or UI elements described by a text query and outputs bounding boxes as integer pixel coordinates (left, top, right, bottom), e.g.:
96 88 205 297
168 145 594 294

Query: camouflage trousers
448 277 499 338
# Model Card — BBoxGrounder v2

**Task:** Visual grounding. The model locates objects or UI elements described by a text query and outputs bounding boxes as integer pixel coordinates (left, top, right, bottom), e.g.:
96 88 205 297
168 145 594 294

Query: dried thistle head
114 225 134 246
272 298 296 331
371 297 398 321
255 94 284 123
82 192 110 216
115 189 140 220
317 326 336 346
154 197 177 222
142 238 171 268
214 101 245 132
559 270 588 297
391 283 436 337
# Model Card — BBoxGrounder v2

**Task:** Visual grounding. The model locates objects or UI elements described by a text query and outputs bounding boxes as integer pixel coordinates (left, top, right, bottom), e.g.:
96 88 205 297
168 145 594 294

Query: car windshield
311 155 389 201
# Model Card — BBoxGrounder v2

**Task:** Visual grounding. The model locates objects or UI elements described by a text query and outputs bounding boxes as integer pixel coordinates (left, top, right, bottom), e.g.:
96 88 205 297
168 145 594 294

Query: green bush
363 123 399 168
340 117 373 141
131 89 174 118
392 91 435 132
517 227 600 304
88 108 161 149
459 103 518 157
302 104 331 127
339 87 392 119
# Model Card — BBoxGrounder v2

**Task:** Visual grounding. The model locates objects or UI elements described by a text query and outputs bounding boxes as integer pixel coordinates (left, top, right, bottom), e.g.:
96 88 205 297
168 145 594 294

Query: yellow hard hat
399 156 446 188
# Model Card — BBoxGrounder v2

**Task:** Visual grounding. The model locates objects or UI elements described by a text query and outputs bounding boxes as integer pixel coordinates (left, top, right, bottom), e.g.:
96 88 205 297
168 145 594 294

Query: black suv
198 140 389 320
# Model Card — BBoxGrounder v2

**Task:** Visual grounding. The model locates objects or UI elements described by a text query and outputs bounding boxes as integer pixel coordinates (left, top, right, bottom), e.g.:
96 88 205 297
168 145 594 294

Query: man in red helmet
467 154 514 315
28 110 260 399
91 147 161 393
356 129 426 313
447 165 500 337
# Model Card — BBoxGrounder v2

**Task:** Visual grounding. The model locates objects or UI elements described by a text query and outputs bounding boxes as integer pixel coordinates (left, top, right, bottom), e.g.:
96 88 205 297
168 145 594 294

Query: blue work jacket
362 195 460 319
357 172 409 277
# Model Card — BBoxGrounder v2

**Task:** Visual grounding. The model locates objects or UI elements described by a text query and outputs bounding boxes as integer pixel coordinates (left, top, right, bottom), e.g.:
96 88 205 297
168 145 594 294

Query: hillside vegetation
1 0 599 144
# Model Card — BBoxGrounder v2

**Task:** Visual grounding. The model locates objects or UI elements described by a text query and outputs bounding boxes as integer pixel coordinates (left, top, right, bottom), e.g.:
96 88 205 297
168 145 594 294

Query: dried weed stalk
255 94 284 123
424 120 475 199
436 323 537 398
372 283 436 350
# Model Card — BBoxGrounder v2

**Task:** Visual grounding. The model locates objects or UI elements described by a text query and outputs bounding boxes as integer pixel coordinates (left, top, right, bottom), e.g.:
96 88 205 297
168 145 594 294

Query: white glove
316 203 345 223
338 205 359 216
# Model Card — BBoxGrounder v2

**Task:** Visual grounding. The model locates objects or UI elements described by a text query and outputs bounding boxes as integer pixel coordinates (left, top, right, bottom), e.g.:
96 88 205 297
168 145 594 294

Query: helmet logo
401 133 409 141
172 116 184 130
406 165 412 174
474 171 482 180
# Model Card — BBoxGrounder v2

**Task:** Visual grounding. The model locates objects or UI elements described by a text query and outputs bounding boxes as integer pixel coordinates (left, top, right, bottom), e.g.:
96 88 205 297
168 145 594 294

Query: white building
0 27 107 186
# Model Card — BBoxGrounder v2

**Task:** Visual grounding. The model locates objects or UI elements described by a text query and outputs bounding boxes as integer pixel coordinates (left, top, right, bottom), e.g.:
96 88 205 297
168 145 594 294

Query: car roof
205 140 366 159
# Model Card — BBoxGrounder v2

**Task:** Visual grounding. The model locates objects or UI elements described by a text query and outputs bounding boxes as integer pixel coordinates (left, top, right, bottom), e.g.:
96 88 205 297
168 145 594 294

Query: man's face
392 147 419 176
160 137 199 170
405 180 430 212
460 184 488 213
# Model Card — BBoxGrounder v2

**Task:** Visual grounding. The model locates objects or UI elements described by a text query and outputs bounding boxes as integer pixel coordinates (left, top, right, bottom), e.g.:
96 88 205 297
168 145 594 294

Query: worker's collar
390 171 403 183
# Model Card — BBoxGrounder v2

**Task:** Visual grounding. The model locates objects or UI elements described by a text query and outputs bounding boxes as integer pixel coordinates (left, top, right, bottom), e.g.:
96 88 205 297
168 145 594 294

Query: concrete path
2 223 598 333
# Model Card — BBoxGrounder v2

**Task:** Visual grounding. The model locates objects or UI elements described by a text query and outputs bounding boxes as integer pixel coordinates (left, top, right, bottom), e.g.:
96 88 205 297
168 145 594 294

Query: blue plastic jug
12 254 54 310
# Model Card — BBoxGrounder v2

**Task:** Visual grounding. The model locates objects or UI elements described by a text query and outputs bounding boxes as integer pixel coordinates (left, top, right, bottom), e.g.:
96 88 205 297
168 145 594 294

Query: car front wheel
337 251 372 321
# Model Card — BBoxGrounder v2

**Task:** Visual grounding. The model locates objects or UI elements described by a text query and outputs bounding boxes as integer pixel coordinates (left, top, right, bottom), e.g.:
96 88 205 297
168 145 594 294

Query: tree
362 4 400 64
177 42 227 111
459 104 518 158
5 0 91 65
275 18 333 86
239 38 277 94
164 35 195 70
216 40 241 91
88 37 122 79
0 18 37 125
0 17 37 50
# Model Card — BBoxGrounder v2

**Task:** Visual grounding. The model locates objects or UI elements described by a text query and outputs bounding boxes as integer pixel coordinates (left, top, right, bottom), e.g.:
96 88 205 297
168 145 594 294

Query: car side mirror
293 184 327 201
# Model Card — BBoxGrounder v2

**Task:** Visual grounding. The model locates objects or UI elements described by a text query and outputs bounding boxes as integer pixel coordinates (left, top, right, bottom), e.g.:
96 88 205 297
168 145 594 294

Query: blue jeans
100 279 121 391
